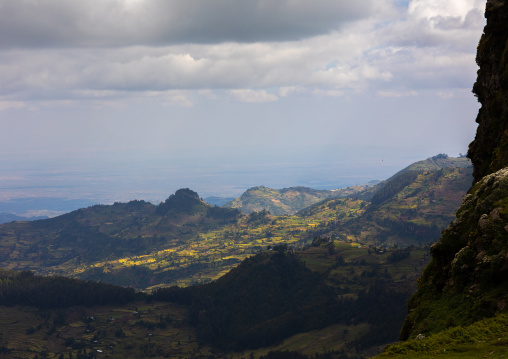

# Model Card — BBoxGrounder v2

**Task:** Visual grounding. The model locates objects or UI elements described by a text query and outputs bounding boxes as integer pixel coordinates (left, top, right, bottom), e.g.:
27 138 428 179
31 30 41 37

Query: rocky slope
399 167 508 339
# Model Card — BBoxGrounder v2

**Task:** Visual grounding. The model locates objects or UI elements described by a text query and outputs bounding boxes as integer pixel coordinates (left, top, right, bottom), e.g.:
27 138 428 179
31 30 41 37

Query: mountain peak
155 188 205 216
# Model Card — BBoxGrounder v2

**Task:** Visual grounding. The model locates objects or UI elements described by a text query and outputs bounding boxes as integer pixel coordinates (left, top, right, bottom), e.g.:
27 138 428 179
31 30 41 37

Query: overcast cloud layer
0 0 379 47
0 0 488 203
0 0 485 101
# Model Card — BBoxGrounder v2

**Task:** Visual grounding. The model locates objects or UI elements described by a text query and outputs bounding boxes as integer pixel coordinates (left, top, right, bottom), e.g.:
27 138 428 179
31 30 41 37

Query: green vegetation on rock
399 167 508 341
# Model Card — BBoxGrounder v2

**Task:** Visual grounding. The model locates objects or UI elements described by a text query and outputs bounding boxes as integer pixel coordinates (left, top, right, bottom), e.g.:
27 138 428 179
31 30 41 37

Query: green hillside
299 166 472 246
353 154 471 202
225 186 337 215
224 184 379 215
391 154 471 176
0 189 242 286
398 168 508 341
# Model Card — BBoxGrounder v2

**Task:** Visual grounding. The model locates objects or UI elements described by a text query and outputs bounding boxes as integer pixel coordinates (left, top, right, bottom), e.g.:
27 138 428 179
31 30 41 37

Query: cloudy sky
0 0 487 206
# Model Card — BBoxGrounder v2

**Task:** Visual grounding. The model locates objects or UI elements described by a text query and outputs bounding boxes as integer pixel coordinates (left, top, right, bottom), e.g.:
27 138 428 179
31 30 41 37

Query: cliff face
468 0 508 183
401 0 508 340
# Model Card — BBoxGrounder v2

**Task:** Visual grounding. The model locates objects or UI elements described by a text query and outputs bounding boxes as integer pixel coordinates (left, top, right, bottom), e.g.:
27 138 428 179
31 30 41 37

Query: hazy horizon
1 150 469 217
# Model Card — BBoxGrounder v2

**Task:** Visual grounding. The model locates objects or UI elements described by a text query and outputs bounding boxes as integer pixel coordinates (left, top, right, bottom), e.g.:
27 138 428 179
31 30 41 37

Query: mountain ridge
0 213 49 225
223 155 470 217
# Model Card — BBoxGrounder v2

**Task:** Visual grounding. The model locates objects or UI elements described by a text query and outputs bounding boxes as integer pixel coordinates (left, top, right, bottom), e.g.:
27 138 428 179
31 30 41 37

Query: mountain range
0 156 471 291
0 213 49 225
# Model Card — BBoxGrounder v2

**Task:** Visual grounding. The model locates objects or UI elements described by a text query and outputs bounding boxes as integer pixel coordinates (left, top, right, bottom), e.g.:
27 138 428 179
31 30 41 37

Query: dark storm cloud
0 0 374 49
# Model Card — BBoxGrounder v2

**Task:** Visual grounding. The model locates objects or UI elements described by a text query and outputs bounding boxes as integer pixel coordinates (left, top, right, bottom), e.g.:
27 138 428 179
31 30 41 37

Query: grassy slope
299 167 472 247
0 301 202 359
0 202 330 289
395 167 508 344
152 241 430 356
374 312 508 359
225 157 471 217
396 156 471 174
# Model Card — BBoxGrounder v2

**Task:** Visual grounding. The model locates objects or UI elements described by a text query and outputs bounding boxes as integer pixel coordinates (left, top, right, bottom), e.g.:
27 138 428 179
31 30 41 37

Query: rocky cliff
401 0 508 340
468 0 508 183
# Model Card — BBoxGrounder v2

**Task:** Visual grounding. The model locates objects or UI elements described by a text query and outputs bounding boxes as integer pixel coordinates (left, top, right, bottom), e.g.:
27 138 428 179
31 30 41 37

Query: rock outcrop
468 0 508 183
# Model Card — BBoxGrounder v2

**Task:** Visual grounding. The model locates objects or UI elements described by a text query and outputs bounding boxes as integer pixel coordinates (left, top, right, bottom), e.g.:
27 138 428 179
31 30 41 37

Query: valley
0 156 471 291
0 155 475 358
0 239 429 358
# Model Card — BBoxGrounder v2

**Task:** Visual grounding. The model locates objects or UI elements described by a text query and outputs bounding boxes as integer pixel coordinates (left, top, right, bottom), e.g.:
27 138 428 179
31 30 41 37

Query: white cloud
436 91 455 99
310 63 393 91
377 90 418 97
381 0 485 51
229 89 278 103
312 89 345 97
408 0 484 20
278 86 305 97
0 101 27 111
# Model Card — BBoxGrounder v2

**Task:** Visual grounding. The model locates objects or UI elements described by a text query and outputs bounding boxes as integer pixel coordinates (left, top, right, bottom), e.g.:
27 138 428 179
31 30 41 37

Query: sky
0 0 487 209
